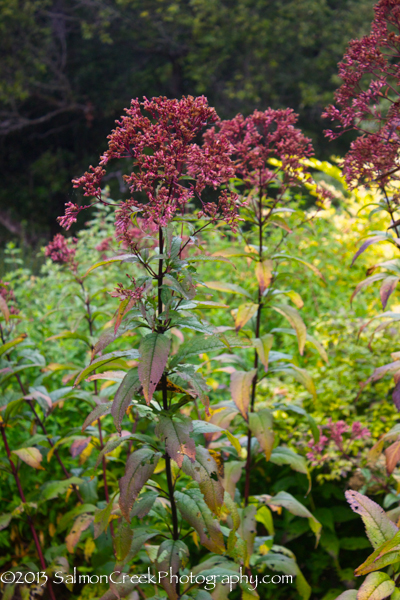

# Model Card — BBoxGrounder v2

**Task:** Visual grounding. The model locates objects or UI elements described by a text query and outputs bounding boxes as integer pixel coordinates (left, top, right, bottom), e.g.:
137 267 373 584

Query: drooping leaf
345 490 399 549
181 446 224 515
351 273 387 305
222 461 244 500
66 514 94 553
75 350 139 386
272 253 324 279
170 335 251 368
138 333 171 404
255 260 273 293
255 506 274 535
203 281 252 298
156 539 189 600
354 530 400 576
111 369 141 432
270 447 311 492
351 236 394 267
94 499 115 539
156 414 196 468
12 447 44 470
249 409 274 460
272 305 306 355
262 491 321 544
356 572 395 600
380 276 400 310
41 477 83 501
119 448 161 520
254 334 274 371
131 491 159 519
230 369 257 420
235 303 258 332
175 488 225 554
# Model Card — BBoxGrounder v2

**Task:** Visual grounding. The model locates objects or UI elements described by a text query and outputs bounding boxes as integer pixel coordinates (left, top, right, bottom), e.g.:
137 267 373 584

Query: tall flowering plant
201 109 329 597
325 2 400 598
54 96 267 599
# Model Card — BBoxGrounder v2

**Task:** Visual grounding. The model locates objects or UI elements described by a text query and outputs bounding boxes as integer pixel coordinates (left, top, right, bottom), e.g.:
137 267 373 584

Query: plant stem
0 424 57 600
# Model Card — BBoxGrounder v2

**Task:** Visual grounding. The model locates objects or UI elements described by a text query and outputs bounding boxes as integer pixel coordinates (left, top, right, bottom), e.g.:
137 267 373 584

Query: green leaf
115 520 134 562
272 305 306 355
111 369 141 432
0 334 27 357
345 490 398 549
202 281 252 298
156 414 196 468
41 477 83 501
272 253 324 279
138 333 171 404
230 369 257 420
237 504 257 559
123 526 160 563
254 334 274 371
85 253 137 276
249 408 274 460
357 572 395 600
156 540 189 600
119 448 161 520
333 592 358 600
181 446 224 515
259 551 311 600
354 530 400 576
170 333 250 367
66 513 94 553
82 402 112 432
0 296 10 323
46 331 90 345
12 447 44 470
255 259 273 293
131 491 159 519
175 488 225 554
264 491 321 544
0 513 12 531
235 303 258 331
75 350 139 386
270 446 311 492
256 506 274 535
94 499 115 539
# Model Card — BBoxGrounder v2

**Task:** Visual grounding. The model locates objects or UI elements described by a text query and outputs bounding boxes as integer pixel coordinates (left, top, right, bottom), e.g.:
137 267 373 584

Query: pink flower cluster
45 234 77 266
324 0 400 187
63 96 240 242
110 275 145 303
205 109 327 196
307 419 370 466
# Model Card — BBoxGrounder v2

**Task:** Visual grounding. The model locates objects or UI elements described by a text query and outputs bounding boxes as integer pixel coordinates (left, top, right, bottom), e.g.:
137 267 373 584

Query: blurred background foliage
0 0 374 246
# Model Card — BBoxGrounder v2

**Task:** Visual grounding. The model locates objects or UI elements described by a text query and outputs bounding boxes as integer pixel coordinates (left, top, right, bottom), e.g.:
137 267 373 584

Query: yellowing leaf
230 369 257 420
249 409 275 460
345 490 398 549
272 305 306 355
203 281 252 298
356 572 395 600
66 514 94 553
181 446 224 515
0 296 10 323
235 303 258 332
254 334 274 371
255 259 273 293
224 429 242 455
12 447 44 470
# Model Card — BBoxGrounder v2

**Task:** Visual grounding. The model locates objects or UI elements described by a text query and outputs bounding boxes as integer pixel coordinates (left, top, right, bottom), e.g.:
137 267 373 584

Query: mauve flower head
324 0 400 187
205 109 328 200
45 234 77 265
64 96 239 242
351 421 371 439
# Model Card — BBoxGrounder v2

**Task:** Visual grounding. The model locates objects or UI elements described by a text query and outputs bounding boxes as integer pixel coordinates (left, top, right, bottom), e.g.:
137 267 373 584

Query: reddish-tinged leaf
12 447 44 470
70 438 91 458
254 334 274 371
255 259 273 294
393 379 400 410
234 303 258 332
156 540 189 600
138 333 171 404
380 276 399 310
74 350 139 385
350 273 387 305
119 448 161 520
156 414 196 468
385 440 400 475
111 369 141 433
345 490 398 548
249 409 274 460
66 514 94 553
204 403 239 444
351 236 393 267
82 402 112 432
0 296 9 323
230 369 257 420
222 461 244 500
356 572 395 600
182 446 224 514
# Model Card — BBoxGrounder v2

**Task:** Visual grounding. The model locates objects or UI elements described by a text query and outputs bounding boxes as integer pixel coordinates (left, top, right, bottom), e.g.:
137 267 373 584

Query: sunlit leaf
235 303 258 331
356 572 395 600
230 369 257 420
272 305 306 354
345 490 398 549
12 447 44 470
202 281 252 298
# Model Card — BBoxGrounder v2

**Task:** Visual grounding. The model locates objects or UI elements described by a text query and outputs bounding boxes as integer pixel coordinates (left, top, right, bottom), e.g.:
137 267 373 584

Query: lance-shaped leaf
263 491 321 544
94 499 115 539
272 305 306 355
0 513 12 531
222 461 244 500
385 440 400 475
115 520 134 562
255 259 273 293
230 369 257 420
84 253 137 276
121 526 160 565
351 235 394 267
138 333 171 404
0 334 27 358
82 401 112 432
156 539 189 600
66 513 94 553
181 446 224 515
203 281 252 298
351 273 387 305
0 296 10 323
270 446 311 492
254 334 274 371
237 504 257 559
356 572 395 600
131 491 159 519
12 447 44 470
175 488 225 554
111 369 141 432
260 551 311 600
380 276 400 310
75 350 139 386
156 414 196 468
119 448 161 520
235 303 258 332
170 334 251 368
249 409 274 460
345 490 398 549
354 530 400 576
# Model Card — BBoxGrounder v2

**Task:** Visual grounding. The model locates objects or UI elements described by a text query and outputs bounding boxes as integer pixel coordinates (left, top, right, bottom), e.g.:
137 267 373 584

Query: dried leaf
0 296 10 323
138 333 171 404
385 440 400 475
230 370 257 420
